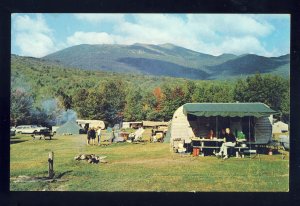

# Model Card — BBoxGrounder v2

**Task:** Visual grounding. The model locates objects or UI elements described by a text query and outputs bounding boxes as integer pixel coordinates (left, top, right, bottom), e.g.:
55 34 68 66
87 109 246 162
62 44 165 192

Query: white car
15 125 48 134
10 127 16 136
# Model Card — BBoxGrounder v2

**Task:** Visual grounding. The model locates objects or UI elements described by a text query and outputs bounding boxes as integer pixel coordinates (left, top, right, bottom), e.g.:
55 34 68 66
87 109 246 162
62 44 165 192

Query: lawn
10 133 289 192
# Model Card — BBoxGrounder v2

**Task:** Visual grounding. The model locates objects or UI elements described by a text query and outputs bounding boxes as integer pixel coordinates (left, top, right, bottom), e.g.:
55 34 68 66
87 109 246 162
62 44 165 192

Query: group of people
203 127 237 159
87 127 102 145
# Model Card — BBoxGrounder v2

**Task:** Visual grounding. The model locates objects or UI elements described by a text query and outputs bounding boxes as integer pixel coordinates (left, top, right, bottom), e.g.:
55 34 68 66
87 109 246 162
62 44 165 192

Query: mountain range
43 43 290 80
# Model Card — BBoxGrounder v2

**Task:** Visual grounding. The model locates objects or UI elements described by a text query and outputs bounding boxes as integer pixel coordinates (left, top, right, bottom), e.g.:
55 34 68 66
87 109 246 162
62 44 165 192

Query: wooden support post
48 151 54 179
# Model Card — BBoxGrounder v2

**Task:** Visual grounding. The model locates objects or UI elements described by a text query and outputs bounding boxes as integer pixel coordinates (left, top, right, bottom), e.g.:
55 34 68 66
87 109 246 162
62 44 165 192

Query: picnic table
32 129 53 140
191 137 249 157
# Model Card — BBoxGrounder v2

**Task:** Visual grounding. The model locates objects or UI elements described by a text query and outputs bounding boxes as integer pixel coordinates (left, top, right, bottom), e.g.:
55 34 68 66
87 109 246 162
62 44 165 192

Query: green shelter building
170 103 277 152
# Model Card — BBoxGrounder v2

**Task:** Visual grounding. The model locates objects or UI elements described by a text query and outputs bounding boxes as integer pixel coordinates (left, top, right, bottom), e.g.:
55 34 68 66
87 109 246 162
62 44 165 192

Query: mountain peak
158 43 177 49
42 43 290 80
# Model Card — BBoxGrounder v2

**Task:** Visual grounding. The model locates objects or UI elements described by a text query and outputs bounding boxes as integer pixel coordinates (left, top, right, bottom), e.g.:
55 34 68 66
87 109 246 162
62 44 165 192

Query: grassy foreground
10 134 289 192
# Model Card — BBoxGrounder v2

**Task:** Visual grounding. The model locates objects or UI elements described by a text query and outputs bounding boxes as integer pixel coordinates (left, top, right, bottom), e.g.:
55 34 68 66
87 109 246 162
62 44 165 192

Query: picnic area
10 132 289 192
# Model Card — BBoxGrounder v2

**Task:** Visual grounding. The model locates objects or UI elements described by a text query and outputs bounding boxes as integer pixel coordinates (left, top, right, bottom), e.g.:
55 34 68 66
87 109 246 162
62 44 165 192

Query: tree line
11 73 290 127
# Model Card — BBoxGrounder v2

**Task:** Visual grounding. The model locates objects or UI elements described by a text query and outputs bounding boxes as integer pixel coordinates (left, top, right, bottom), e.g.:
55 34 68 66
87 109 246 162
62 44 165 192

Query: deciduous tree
10 88 33 126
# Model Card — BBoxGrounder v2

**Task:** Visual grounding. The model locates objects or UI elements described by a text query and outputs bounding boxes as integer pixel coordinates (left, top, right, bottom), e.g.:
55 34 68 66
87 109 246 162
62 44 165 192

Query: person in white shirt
97 127 102 145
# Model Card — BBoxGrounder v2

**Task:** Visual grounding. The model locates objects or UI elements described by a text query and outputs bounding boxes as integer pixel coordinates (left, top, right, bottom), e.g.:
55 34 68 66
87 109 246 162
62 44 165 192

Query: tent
170 103 277 150
272 121 289 134
56 121 84 135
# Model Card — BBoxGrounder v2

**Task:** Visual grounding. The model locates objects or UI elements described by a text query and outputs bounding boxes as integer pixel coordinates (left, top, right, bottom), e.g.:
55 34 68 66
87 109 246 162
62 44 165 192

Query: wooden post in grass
48 151 54 179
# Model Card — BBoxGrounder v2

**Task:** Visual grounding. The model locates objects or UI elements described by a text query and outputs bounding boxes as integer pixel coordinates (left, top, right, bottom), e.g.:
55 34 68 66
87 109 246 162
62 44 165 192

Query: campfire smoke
41 98 77 126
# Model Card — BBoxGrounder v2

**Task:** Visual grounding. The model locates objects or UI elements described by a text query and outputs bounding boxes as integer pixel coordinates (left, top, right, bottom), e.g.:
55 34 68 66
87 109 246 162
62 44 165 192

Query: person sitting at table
206 129 215 139
219 128 226 139
214 128 236 159
204 129 216 154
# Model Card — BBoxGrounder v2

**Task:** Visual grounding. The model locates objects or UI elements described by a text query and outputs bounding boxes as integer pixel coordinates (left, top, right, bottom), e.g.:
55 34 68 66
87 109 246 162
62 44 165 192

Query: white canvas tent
272 121 289 134
170 105 195 145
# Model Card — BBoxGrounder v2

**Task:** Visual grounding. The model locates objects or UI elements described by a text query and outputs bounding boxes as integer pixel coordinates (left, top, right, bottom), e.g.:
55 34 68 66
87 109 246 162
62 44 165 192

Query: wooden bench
232 146 249 158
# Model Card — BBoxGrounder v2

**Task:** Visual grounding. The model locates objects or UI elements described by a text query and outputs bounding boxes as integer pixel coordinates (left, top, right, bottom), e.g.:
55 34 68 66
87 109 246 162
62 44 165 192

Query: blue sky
11 13 290 58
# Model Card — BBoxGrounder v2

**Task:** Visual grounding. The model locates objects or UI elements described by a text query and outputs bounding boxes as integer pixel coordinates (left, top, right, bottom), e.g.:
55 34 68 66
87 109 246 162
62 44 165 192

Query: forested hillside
11 55 290 127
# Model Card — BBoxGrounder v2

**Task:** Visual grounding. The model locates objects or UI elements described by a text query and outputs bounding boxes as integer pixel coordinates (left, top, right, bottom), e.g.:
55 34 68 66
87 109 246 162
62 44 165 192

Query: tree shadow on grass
56 170 73 179
10 137 28 145
10 137 59 144
32 138 58 141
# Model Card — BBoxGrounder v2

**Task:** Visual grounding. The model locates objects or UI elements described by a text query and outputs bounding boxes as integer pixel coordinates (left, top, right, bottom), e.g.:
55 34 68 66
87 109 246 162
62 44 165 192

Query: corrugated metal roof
183 103 277 117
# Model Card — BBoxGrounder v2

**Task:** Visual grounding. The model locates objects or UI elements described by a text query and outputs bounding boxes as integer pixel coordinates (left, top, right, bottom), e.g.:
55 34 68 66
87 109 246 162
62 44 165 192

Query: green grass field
10 133 289 192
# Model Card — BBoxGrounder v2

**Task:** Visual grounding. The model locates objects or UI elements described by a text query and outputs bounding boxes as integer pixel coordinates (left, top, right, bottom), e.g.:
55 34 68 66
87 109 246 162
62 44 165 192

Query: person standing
97 127 102 145
90 127 96 145
87 128 91 145
215 128 236 159
110 128 115 143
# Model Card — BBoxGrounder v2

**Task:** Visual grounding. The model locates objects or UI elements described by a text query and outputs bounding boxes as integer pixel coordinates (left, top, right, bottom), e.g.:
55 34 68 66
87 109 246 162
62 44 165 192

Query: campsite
9 14 290 192
10 121 289 192
10 134 289 192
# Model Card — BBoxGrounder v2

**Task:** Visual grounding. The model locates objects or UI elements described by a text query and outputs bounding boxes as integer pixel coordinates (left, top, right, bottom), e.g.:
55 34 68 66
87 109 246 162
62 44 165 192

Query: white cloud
215 36 271 56
14 14 51 33
74 13 125 23
109 14 276 56
15 32 55 57
12 14 57 57
249 14 290 21
186 14 273 37
67 31 115 45
12 13 288 57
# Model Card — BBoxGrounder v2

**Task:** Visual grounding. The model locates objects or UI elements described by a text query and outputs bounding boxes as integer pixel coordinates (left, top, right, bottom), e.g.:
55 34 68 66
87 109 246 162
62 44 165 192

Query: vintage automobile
10 127 16 136
15 125 48 134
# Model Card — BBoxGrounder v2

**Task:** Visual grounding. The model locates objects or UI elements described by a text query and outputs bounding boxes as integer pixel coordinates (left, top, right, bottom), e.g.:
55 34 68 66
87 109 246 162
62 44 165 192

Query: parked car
15 125 48 134
10 127 16 136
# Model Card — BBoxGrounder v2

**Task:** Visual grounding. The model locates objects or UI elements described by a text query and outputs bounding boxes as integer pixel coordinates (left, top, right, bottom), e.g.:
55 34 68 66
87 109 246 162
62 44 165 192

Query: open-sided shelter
76 119 105 129
170 103 277 150
56 121 84 135
122 121 143 129
142 121 169 128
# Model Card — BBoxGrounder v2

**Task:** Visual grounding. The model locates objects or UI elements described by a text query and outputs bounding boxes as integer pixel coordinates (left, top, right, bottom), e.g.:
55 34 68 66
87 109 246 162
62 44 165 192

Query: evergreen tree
123 87 144 121
233 73 290 119
184 80 197 102
56 88 72 110
280 88 290 123
72 88 90 118
161 85 186 121
98 80 126 125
